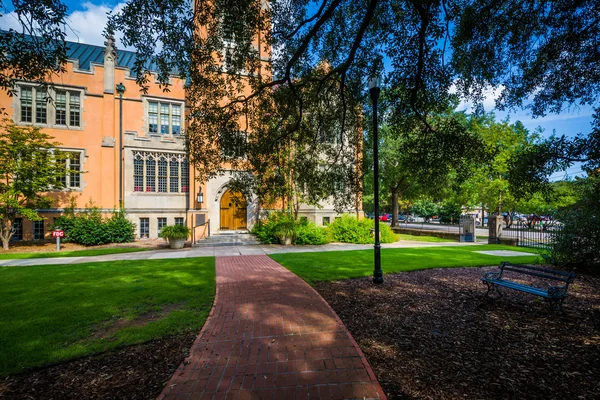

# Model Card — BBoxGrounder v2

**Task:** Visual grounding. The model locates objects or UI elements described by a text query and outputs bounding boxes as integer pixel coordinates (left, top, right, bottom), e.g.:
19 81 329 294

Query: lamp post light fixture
197 187 204 206
116 82 126 209
369 76 383 284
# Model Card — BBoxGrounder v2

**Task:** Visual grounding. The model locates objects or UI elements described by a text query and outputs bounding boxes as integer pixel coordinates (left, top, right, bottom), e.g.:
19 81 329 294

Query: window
169 159 179 192
158 217 167 235
158 157 168 193
69 92 80 126
147 101 183 135
132 151 188 194
33 220 44 240
181 160 189 192
148 102 158 133
146 156 156 192
323 217 330 226
139 218 149 239
55 91 67 125
175 217 184 226
11 218 23 241
134 155 144 192
20 87 32 122
18 86 81 127
36 90 47 124
57 151 82 189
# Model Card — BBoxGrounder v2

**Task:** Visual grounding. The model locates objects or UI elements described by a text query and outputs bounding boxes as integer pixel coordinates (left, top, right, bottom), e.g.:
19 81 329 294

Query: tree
548 174 600 269
0 121 67 250
4 0 599 210
411 197 437 222
0 0 69 96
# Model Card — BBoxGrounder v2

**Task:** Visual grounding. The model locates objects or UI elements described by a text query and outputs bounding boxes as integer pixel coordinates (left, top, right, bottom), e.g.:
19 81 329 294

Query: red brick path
158 255 386 400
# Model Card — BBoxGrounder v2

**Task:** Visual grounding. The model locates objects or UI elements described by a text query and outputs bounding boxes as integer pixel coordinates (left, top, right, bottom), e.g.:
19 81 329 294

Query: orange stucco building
2 33 360 243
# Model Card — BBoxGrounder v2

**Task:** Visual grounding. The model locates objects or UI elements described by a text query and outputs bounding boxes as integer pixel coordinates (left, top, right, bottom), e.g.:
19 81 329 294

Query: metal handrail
193 219 210 244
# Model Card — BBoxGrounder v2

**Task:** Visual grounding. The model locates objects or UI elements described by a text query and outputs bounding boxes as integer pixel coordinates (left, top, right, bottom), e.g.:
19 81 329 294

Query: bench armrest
483 271 501 281
548 285 568 298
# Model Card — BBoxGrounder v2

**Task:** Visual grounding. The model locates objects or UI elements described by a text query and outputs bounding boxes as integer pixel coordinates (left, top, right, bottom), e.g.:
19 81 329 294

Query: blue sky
1 0 595 179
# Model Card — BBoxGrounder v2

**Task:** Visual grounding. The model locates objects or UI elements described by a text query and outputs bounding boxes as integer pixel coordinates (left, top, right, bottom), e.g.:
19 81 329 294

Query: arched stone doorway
219 189 247 230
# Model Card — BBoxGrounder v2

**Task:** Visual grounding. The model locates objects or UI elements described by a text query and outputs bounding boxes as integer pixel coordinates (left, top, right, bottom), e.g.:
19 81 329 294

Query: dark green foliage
105 211 136 243
548 176 600 269
411 198 439 221
159 225 190 240
52 207 135 246
438 201 462 224
251 212 299 244
252 212 396 245
295 221 329 245
327 215 396 244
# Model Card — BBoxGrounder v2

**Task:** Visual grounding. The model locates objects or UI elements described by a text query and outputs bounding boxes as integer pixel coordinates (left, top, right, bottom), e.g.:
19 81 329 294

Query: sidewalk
0 240 482 267
158 255 387 400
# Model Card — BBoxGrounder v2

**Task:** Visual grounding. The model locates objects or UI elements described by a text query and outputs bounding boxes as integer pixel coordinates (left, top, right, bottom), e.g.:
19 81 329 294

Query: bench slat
483 278 551 298
502 266 568 282
500 263 575 281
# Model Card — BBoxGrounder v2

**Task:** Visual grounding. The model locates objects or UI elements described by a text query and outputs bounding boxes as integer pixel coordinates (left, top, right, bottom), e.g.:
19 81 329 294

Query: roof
1 30 178 76
65 41 158 73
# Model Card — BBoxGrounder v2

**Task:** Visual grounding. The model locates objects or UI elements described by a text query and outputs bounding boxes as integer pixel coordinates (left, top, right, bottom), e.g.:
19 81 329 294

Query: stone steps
193 231 261 247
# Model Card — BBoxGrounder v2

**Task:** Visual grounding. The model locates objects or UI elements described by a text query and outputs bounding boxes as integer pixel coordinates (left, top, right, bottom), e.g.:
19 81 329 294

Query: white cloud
65 2 129 49
451 84 505 113
0 2 131 50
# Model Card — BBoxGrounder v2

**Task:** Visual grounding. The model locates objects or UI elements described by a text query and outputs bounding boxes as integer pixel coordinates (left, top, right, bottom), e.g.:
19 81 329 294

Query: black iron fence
502 220 563 250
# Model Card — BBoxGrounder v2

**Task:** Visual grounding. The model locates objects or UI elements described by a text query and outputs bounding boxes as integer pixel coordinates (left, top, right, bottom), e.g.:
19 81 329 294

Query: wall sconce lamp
197 187 204 205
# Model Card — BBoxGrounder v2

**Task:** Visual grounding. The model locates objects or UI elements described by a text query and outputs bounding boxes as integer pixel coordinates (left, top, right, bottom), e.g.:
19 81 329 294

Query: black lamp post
369 77 383 284
197 187 204 207
116 82 126 209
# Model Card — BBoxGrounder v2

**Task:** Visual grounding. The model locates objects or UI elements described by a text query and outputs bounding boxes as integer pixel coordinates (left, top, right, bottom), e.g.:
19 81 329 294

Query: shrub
51 206 135 246
328 215 397 244
252 212 298 244
295 223 330 245
159 225 191 240
548 176 600 269
106 211 136 243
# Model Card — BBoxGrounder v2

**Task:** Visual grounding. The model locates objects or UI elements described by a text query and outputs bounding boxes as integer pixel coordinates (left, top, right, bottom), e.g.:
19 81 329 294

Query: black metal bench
482 262 576 310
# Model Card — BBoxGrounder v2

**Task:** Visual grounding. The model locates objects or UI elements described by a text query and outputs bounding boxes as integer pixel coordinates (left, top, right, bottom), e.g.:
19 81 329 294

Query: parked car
379 214 389 222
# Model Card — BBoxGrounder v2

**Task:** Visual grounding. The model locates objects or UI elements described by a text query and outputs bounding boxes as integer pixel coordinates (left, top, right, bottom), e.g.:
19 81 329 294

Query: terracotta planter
168 238 185 249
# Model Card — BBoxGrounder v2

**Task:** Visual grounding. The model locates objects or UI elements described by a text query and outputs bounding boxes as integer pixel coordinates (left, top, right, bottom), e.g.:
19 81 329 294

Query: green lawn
0 247 151 260
397 233 454 242
0 257 215 376
271 244 543 284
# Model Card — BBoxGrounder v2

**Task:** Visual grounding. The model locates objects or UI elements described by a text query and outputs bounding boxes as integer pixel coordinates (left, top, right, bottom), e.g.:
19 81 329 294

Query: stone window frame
143 97 184 136
14 84 84 130
174 217 184 226
132 151 189 193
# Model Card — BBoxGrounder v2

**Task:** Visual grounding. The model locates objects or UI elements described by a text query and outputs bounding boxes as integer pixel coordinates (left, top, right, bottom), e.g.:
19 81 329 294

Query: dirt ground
315 266 600 400
2 238 170 254
0 333 196 400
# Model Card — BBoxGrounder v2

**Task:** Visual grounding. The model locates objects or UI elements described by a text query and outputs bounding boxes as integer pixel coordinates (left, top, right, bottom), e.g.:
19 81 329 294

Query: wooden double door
219 189 247 230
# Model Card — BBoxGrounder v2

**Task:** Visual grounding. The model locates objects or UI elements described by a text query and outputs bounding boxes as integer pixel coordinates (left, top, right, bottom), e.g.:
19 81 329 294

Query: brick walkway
158 255 386 400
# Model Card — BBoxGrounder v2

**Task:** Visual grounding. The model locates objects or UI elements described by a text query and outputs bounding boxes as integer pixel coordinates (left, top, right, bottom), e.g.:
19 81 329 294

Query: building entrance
219 189 247 230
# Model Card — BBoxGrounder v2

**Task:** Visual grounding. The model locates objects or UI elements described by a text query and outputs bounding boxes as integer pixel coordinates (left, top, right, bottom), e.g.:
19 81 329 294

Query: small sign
52 230 65 238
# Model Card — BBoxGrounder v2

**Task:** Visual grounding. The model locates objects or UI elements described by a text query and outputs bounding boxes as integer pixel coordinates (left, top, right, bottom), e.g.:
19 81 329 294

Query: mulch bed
315 266 600 400
0 333 196 400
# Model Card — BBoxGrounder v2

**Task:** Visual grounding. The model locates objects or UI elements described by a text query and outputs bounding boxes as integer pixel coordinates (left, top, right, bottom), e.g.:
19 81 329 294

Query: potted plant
159 225 190 249
274 222 297 245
